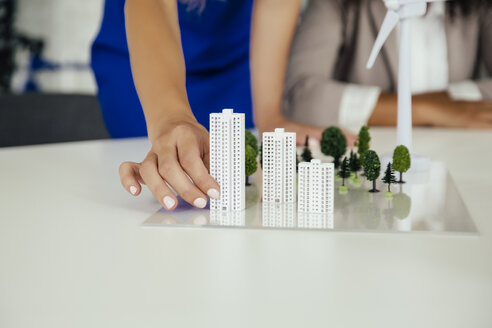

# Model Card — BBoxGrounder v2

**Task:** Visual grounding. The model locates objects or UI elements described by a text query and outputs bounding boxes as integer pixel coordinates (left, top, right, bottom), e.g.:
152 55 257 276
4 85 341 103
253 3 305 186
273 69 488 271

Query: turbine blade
366 10 400 69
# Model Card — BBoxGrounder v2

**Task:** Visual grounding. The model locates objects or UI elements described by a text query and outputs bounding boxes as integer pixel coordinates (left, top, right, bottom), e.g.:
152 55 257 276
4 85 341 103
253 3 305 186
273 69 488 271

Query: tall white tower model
209 108 245 211
262 128 296 203
298 159 334 213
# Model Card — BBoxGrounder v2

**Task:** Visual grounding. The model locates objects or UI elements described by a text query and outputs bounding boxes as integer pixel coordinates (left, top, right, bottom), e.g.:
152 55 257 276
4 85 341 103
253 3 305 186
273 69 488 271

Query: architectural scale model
262 128 296 203
298 159 334 214
209 108 245 211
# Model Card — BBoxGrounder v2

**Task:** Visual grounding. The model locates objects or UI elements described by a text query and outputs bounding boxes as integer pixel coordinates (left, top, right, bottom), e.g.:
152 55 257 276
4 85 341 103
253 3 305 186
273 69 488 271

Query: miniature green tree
339 157 350 191
355 126 371 166
363 150 381 193
392 145 411 183
259 142 263 169
296 153 300 173
382 162 397 196
245 144 257 186
301 135 313 162
245 130 258 156
321 126 347 169
349 150 361 178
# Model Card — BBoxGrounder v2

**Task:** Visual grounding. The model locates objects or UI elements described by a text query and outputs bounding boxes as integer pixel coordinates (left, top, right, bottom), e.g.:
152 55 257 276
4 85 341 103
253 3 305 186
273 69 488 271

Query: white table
1 128 491 328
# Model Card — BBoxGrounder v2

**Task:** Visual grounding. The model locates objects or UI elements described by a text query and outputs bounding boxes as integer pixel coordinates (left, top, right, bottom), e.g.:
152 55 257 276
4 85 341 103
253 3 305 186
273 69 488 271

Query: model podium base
144 162 476 235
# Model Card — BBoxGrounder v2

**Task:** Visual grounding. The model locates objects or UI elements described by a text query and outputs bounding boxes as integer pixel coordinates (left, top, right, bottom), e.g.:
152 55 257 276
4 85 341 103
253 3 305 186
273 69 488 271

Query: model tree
392 145 411 183
355 126 371 166
245 130 258 155
338 157 350 192
363 150 381 193
382 162 397 197
296 153 300 173
321 126 347 169
301 135 313 162
349 150 361 180
259 142 263 169
245 144 258 186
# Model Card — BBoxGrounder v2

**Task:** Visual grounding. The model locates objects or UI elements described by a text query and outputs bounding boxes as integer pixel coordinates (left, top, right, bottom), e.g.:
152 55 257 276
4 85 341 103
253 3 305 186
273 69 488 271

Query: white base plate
143 162 477 235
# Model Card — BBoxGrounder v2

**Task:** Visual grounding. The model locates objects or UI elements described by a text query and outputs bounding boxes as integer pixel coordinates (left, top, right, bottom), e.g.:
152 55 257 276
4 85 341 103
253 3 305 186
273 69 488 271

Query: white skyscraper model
262 128 296 203
209 108 245 211
298 159 334 214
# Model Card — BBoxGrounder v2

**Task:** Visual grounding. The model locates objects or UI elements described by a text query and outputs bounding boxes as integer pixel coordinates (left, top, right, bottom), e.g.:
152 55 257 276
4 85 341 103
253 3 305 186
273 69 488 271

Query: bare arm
250 0 300 129
121 0 220 210
250 0 356 145
125 0 193 140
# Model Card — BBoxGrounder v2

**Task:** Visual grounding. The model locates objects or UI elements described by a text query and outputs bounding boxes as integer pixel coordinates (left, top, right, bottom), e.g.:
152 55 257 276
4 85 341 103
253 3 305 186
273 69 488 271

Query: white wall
13 0 104 94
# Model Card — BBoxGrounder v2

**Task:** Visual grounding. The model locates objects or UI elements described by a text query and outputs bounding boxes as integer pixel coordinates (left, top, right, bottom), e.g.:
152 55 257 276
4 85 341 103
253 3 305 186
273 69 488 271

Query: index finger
177 140 220 200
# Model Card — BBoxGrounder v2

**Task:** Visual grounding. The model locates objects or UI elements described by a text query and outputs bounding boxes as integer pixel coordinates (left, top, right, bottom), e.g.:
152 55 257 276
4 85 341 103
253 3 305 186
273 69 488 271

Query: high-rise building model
298 159 334 213
209 108 245 211
262 128 296 203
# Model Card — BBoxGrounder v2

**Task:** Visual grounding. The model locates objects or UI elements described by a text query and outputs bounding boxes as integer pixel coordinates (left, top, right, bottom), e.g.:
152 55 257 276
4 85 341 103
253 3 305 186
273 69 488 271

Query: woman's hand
124 0 222 210
119 118 220 210
256 115 357 147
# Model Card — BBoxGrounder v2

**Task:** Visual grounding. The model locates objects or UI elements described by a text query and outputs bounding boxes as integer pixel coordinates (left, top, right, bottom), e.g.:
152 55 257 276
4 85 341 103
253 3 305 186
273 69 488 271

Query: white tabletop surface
1 128 492 328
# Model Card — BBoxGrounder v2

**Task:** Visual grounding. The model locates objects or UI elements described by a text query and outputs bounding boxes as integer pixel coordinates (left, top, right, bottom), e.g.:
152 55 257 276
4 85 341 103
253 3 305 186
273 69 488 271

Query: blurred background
1 0 489 148
0 0 107 147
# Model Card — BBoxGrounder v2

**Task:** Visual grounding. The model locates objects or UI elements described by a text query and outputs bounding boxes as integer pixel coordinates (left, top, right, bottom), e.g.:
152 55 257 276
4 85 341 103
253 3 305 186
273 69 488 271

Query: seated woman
284 0 492 133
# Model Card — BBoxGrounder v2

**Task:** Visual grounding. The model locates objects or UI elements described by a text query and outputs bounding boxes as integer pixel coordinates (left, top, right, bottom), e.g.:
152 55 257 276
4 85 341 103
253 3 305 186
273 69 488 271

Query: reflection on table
143 162 476 234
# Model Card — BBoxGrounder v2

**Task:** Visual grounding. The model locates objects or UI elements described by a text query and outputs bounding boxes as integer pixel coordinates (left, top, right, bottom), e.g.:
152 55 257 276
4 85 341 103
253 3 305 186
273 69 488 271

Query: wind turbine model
366 0 447 170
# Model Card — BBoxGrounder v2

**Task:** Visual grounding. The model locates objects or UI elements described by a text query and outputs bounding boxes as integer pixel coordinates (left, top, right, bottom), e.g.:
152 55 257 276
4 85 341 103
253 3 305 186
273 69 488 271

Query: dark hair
344 0 491 17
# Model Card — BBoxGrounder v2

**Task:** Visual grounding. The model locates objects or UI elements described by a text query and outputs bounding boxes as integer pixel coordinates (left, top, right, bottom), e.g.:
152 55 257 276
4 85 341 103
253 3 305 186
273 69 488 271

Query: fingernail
129 186 137 195
163 196 176 210
207 188 220 199
193 197 207 208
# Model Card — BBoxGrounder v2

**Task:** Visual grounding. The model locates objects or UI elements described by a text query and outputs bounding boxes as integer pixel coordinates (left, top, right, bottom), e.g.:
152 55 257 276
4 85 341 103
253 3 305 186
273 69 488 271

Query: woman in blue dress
92 0 354 210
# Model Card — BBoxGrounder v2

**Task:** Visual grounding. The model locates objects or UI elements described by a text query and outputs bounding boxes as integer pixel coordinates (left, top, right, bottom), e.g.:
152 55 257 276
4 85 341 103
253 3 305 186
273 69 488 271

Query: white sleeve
338 84 381 134
448 80 483 101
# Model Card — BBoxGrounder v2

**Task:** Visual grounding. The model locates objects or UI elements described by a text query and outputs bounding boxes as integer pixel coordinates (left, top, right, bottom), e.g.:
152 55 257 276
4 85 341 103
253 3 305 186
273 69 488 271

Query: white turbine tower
366 0 447 170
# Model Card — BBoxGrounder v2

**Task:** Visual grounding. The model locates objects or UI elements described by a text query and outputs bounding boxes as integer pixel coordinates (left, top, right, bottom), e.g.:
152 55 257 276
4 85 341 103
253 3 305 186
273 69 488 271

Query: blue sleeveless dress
91 0 254 138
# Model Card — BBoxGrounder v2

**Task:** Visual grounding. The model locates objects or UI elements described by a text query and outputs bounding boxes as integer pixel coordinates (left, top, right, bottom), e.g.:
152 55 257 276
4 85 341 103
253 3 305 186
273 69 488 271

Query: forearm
369 92 445 126
369 91 492 127
125 0 193 141
250 0 302 130
368 93 398 126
